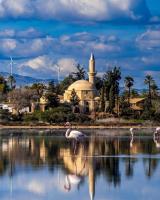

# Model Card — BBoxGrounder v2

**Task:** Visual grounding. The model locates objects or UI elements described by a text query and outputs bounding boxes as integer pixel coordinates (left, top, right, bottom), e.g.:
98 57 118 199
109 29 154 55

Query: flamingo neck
130 130 134 136
66 129 71 138
64 175 71 191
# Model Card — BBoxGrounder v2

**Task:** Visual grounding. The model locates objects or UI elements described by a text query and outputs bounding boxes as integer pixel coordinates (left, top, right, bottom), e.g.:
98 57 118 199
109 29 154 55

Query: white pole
10 57 13 76
55 64 60 84
10 57 15 76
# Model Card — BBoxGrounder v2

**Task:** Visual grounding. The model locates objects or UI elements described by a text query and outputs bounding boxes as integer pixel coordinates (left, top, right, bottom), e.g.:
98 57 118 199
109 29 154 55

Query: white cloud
0 27 44 39
27 180 45 195
57 58 77 76
0 0 150 22
1 39 17 52
23 56 52 70
18 55 55 78
136 29 160 49
18 55 77 79
2 0 33 18
141 56 160 65
0 29 15 37
89 42 121 52
0 35 55 58
0 29 122 59
150 16 160 23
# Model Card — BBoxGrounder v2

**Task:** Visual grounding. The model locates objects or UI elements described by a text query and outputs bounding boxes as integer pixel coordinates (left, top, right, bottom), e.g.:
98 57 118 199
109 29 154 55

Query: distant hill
0 72 57 86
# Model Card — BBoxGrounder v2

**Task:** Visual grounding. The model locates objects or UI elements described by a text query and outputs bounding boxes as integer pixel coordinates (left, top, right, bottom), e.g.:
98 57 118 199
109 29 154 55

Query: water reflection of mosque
0 135 160 199
60 138 95 200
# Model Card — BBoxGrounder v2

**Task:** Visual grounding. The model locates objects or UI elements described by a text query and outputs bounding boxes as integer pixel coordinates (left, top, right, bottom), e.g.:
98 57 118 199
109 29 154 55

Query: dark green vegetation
24 105 91 124
0 64 160 125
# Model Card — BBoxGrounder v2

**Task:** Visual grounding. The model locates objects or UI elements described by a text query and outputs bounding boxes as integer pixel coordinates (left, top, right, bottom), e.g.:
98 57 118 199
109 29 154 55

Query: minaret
88 53 96 85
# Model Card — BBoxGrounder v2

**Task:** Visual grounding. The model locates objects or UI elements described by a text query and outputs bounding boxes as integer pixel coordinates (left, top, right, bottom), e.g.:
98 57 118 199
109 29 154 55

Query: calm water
0 129 160 200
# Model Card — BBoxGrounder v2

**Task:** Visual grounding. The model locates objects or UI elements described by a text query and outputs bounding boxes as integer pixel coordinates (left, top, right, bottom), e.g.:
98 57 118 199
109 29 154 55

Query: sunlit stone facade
64 54 100 113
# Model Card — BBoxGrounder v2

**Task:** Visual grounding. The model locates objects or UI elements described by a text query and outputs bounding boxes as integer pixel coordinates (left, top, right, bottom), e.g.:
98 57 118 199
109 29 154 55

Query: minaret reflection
40 139 47 163
88 137 95 200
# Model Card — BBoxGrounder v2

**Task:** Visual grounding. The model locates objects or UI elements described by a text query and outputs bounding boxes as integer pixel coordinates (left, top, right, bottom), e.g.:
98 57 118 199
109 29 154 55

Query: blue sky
0 0 160 88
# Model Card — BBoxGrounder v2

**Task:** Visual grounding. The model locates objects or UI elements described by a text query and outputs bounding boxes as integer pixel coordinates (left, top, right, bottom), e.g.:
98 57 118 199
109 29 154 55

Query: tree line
0 64 160 123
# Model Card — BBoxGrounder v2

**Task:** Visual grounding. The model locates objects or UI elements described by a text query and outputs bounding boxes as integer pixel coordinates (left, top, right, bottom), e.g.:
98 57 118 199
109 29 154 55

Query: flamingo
65 128 86 154
65 128 86 140
64 121 72 127
1 142 8 152
154 127 160 135
153 133 160 148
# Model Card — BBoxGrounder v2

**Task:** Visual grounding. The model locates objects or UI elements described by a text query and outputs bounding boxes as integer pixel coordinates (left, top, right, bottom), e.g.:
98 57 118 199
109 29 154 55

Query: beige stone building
64 54 100 113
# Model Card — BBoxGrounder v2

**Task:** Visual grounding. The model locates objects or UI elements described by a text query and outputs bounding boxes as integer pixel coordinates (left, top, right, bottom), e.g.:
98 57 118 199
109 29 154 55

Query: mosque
36 53 100 113
64 53 100 113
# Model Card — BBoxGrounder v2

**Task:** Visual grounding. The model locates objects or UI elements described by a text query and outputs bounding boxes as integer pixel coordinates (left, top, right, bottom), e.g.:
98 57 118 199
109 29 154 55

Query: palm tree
144 75 154 105
124 76 134 103
8 75 16 90
104 67 121 114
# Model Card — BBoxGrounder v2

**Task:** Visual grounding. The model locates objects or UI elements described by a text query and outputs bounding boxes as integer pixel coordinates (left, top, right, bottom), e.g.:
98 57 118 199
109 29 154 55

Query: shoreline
0 125 158 130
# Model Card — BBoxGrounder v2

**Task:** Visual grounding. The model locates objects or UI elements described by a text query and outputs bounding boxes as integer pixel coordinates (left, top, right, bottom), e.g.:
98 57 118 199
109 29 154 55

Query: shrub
0 109 11 122
23 111 41 122
23 109 91 124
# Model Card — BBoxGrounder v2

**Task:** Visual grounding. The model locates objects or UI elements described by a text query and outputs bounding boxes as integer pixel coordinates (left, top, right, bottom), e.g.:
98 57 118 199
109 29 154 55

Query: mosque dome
68 80 96 91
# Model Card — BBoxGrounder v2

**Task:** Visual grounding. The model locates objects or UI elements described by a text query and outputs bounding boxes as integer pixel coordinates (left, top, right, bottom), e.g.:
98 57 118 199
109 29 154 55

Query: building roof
129 98 145 104
131 105 143 111
67 80 96 91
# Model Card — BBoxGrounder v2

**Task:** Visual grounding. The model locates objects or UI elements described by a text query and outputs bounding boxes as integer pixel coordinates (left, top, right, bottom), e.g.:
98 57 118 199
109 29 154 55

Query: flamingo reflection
60 138 95 200
64 174 82 191
130 128 134 148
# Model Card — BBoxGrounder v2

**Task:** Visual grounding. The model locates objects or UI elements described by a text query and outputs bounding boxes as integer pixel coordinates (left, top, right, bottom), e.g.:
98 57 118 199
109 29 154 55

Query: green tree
108 84 115 113
70 89 80 112
57 74 75 95
95 76 103 92
141 98 155 120
151 82 158 98
0 75 9 102
119 96 133 117
8 75 16 90
104 67 121 113
30 83 46 98
124 76 134 103
100 85 105 112
131 89 139 97
144 75 154 106
72 64 86 80
45 81 60 108
48 81 55 93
